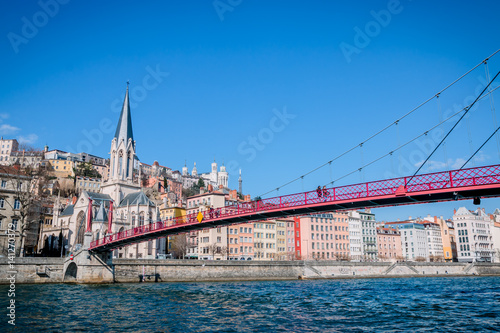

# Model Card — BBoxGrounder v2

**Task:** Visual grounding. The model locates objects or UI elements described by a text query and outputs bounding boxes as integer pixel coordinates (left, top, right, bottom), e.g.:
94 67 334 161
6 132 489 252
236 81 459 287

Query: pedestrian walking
322 186 329 201
316 186 322 199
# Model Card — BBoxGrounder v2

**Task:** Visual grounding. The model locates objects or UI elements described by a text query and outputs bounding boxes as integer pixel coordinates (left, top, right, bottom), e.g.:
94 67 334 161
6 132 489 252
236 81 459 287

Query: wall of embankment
2 257 500 284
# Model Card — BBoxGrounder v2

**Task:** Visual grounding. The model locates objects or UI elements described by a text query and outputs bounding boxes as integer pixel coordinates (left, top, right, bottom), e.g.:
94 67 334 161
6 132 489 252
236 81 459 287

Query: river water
1 276 500 332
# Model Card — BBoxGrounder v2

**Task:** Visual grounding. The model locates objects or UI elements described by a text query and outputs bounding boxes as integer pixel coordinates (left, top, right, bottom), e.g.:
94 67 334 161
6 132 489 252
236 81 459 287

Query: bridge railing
89 164 500 249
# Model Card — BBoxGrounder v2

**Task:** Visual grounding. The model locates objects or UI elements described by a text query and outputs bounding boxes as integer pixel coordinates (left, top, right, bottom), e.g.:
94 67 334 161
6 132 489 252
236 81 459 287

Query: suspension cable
460 125 500 169
259 50 500 198
436 94 449 169
323 85 500 187
407 70 500 186
485 60 500 157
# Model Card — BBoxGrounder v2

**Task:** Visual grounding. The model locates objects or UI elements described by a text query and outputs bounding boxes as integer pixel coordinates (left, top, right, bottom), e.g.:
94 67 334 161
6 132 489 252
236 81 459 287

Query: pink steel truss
89 164 500 252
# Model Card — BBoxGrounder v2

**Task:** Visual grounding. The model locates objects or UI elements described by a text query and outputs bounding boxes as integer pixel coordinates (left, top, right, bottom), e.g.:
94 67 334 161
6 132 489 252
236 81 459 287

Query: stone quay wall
2 258 500 284
0 257 64 284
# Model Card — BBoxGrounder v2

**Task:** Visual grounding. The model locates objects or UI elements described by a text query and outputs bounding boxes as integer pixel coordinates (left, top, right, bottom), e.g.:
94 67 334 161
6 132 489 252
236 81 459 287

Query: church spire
114 82 134 145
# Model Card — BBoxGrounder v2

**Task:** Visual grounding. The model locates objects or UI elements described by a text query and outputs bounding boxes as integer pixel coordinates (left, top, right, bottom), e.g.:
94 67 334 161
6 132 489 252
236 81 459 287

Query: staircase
36 266 50 278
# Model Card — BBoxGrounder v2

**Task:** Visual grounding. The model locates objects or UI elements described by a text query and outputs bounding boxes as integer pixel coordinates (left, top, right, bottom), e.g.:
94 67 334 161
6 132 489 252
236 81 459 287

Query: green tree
73 162 101 179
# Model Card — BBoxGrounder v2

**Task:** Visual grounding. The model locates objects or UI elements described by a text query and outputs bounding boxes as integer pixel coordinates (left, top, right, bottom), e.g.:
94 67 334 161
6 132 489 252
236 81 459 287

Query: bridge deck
89 164 500 252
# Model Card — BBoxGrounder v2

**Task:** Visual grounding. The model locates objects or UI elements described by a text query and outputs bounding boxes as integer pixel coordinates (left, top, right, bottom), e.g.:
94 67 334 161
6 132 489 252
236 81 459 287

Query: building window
14 199 21 210
11 219 18 230
1 180 5 188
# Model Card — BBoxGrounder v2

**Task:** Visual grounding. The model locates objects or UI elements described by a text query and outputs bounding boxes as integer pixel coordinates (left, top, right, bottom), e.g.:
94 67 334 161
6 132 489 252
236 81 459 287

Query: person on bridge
316 186 322 199
322 186 329 201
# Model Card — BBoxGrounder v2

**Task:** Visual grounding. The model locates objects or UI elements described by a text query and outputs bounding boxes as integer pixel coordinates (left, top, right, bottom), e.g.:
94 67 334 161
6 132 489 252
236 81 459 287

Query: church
50 84 161 259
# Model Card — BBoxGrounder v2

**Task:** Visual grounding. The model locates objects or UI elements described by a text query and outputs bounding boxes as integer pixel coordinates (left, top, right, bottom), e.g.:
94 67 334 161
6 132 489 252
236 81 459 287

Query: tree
73 162 101 179
171 234 187 259
163 177 168 192
220 245 228 260
286 251 297 261
208 243 219 259
182 178 206 199
0 164 49 256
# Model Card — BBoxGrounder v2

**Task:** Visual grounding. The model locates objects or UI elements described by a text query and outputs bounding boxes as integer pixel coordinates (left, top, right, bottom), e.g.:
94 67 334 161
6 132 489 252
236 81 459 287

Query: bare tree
17 143 38 152
0 164 49 256
396 255 406 262
286 251 297 261
171 234 188 259
208 243 218 259
220 245 228 260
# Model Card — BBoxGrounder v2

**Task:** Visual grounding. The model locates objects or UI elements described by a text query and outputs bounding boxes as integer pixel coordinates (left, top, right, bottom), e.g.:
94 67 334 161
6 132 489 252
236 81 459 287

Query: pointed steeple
114 83 134 145
94 201 108 222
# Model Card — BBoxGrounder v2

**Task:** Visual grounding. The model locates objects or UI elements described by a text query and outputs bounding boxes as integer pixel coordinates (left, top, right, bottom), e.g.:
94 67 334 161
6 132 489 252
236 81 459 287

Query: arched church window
118 150 123 176
139 212 145 226
76 210 86 245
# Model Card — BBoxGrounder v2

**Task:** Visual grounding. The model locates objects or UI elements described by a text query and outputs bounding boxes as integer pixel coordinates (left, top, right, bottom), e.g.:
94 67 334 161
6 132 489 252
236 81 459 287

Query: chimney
454 209 456 215
200 187 205 194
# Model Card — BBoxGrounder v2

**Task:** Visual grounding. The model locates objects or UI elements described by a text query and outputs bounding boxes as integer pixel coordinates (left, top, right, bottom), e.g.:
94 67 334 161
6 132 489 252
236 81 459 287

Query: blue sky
1 0 500 221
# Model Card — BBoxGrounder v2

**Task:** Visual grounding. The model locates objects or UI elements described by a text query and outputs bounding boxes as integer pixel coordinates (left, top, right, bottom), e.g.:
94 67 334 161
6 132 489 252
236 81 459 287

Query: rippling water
1 276 500 332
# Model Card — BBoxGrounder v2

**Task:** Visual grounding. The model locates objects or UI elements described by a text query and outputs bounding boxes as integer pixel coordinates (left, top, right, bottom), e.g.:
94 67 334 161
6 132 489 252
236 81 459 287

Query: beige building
47 159 76 178
10 149 45 168
253 220 277 260
75 176 101 194
0 138 18 165
187 191 227 260
276 219 289 260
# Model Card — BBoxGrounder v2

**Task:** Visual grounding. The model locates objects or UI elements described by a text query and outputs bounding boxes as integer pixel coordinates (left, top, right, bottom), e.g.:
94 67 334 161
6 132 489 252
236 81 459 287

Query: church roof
114 84 134 145
60 204 74 216
87 192 112 201
119 191 156 207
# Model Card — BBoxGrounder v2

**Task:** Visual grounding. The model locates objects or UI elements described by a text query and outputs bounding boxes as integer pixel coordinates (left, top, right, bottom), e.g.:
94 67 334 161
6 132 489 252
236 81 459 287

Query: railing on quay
89 164 500 250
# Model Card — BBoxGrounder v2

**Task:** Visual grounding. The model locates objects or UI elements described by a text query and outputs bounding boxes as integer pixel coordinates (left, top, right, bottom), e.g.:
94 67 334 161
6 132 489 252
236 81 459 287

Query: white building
386 221 428 261
348 211 363 261
358 210 377 261
491 209 500 263
453 207 494 262
182 160 229 190
421 217 444 260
